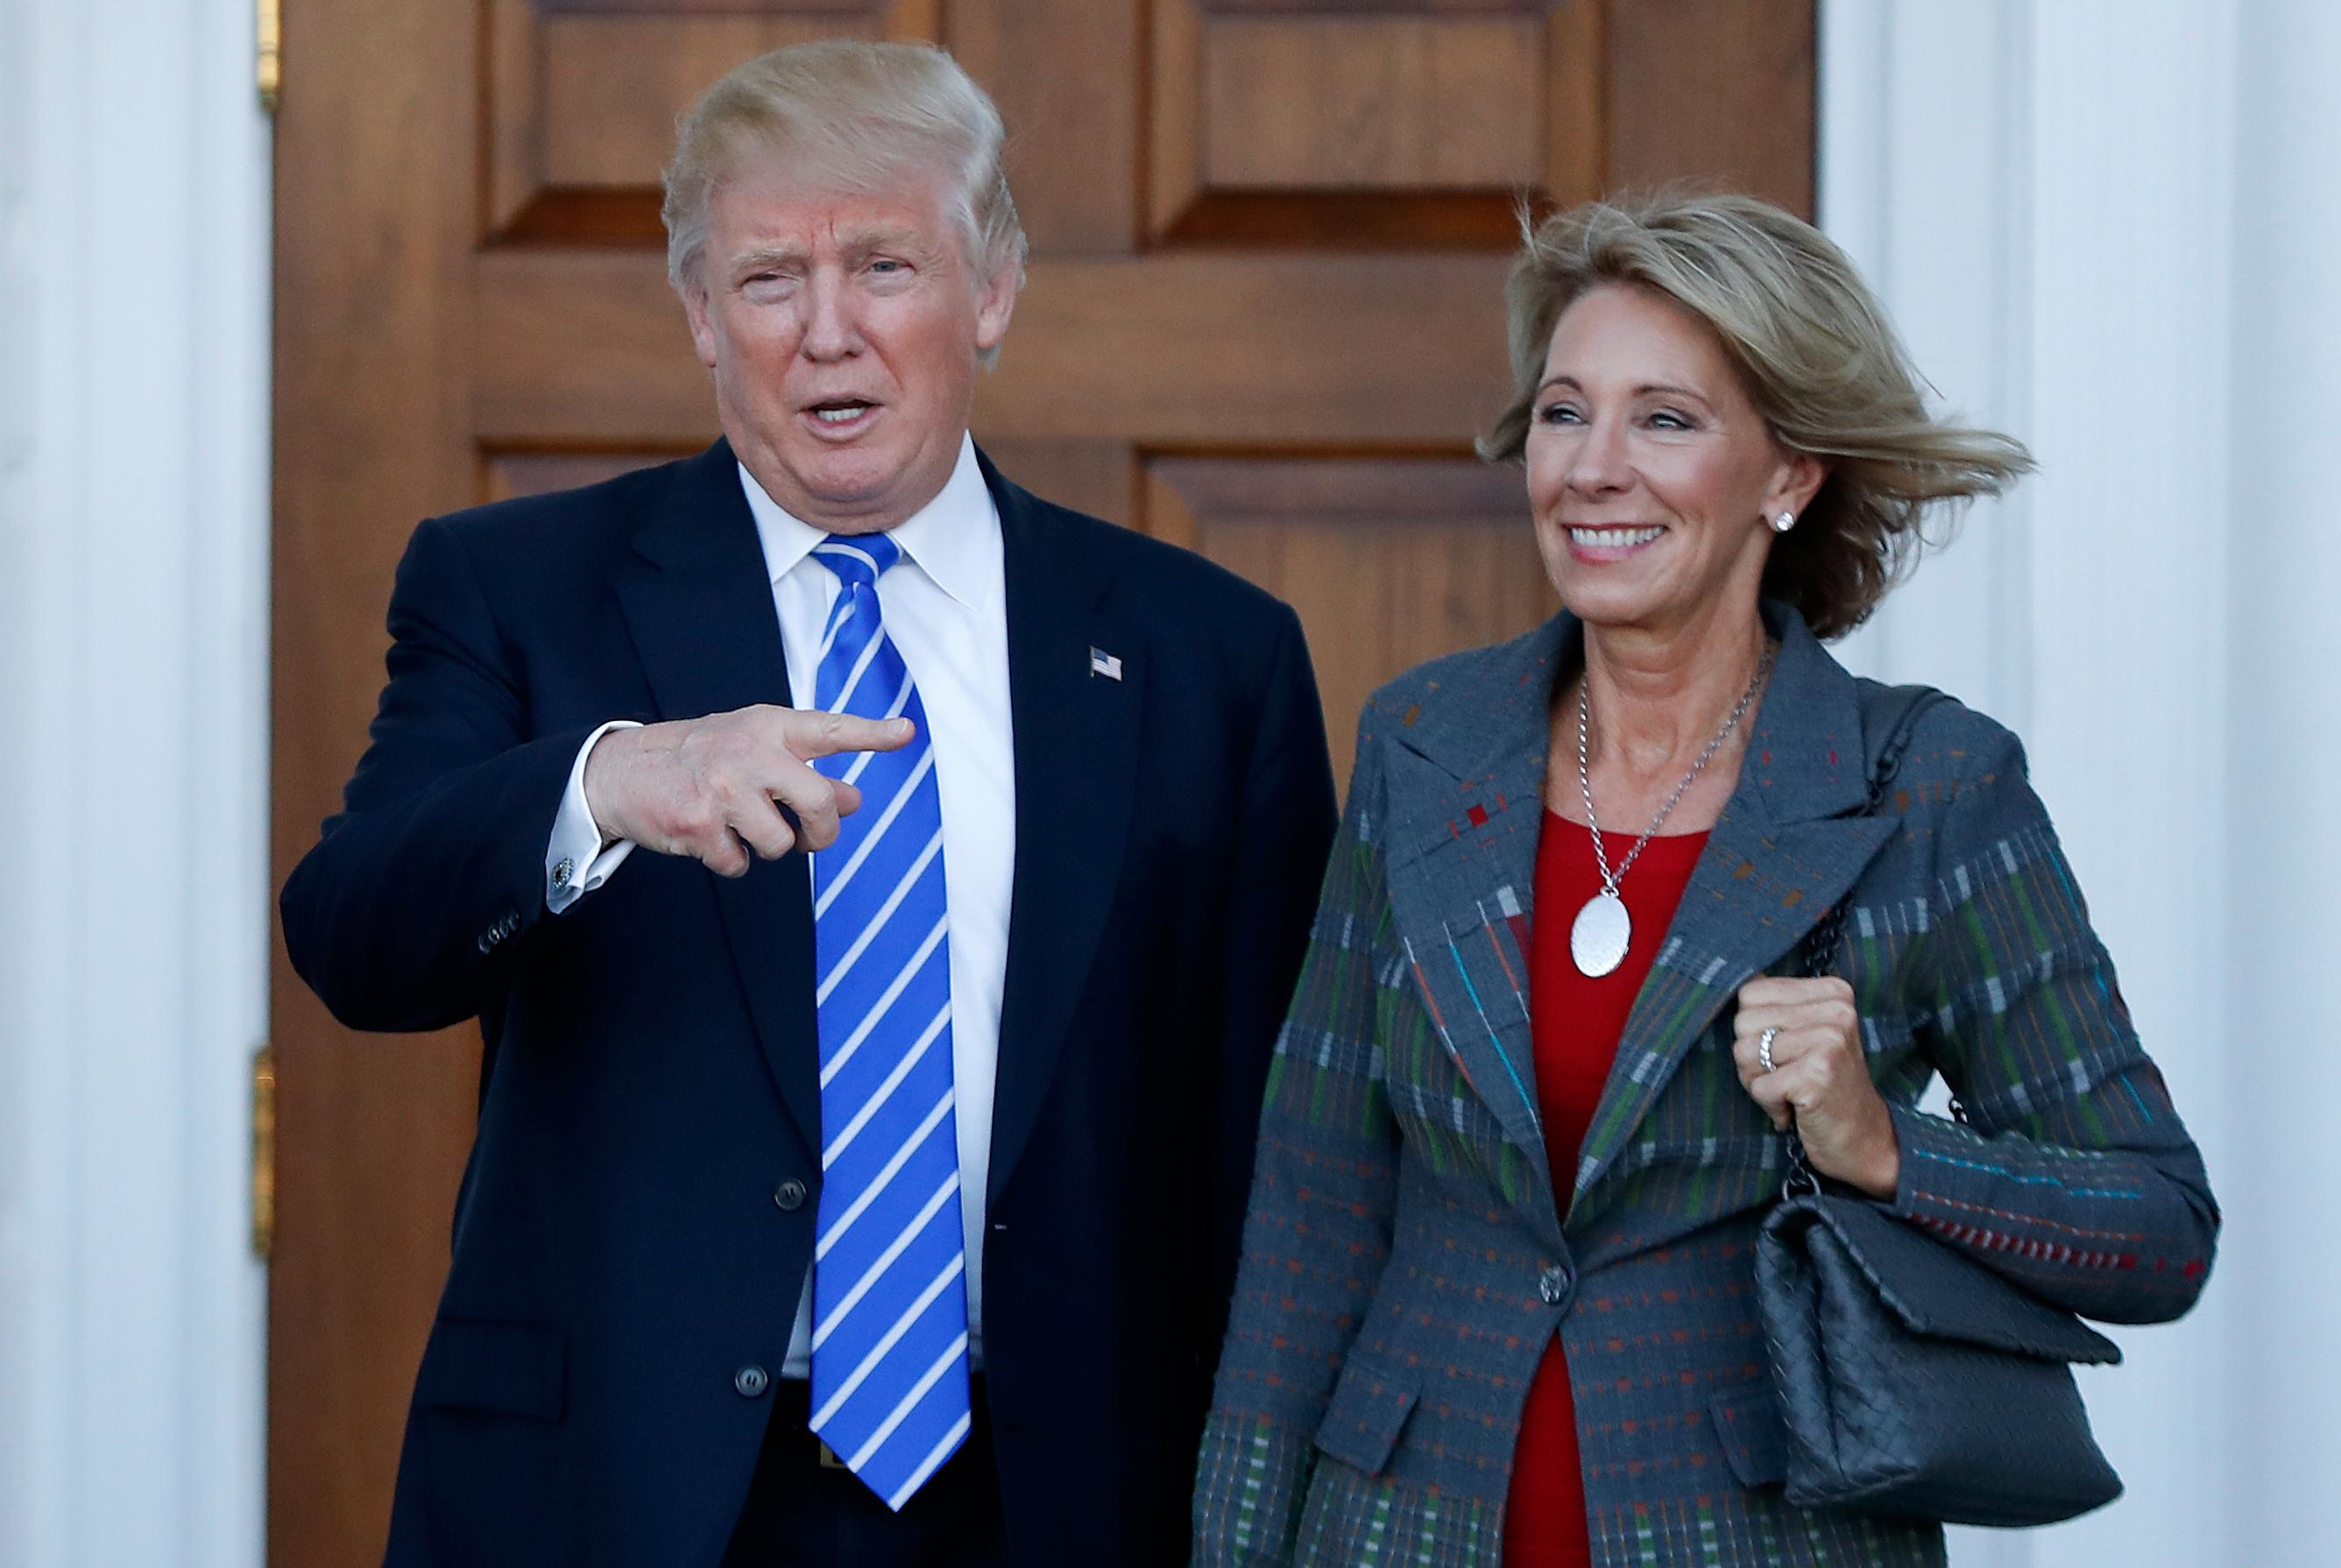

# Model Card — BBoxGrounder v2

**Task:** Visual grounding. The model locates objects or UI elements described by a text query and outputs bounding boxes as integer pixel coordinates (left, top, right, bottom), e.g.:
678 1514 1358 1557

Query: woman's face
1524 284 1821 640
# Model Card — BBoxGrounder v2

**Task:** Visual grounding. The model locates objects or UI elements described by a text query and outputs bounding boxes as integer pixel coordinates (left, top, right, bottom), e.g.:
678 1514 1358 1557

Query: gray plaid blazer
1192 604 2217 1568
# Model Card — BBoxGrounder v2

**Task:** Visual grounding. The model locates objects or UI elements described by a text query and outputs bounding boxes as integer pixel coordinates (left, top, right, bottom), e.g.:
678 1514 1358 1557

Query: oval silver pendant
1570 891 1632 978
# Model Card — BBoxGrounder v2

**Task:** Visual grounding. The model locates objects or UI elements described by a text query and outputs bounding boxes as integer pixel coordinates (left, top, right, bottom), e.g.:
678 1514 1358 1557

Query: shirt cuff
546 720 643 914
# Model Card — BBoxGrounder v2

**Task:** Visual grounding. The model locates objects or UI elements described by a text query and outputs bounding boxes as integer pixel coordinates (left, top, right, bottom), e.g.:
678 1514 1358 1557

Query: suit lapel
610 439 823 1161
1566 609 1901 1223
983 455 1144 1205
1381 618 1568 1242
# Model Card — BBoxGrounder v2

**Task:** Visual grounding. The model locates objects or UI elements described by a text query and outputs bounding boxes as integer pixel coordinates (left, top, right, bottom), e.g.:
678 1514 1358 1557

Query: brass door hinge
258 0 282 115
251 1043 277 1260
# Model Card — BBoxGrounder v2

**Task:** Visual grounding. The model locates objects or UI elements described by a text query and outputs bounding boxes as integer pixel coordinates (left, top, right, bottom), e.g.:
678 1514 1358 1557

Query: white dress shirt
543 434 1015 1378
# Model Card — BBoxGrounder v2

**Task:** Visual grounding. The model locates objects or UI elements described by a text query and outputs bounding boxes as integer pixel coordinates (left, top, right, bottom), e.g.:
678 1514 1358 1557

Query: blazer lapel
982 455 1145 1205
611 439 823 1162
1566 607 1902 1222
1381 617 1569 1242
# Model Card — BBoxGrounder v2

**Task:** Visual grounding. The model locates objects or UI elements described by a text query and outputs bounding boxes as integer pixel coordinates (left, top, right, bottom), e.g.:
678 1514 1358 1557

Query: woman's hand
1732 975 1900 1199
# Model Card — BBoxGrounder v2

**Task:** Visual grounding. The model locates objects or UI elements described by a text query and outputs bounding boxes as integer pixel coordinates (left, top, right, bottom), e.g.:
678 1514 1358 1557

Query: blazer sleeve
1195 606 1340 1384
1885 722 2220 1324
1192 705 1404 1567
279 515 598 1033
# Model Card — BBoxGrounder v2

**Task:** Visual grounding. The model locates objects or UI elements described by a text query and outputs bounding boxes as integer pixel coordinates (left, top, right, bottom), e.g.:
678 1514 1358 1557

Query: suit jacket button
1538 1265 1571 1306
477 929 501 954
734 1365 770 1398
773 1179 808 1211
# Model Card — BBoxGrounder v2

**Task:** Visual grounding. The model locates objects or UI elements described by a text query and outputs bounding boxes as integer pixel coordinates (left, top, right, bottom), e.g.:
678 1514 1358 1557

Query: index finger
1735 974 1843 1008
784 711 916 760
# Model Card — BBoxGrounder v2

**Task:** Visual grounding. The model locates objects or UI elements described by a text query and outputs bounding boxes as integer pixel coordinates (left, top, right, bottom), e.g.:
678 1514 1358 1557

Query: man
280 41 1335 1568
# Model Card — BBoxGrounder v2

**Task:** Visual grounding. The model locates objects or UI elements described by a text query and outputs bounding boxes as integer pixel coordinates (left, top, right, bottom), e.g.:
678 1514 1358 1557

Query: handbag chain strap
1781 688 1961 1199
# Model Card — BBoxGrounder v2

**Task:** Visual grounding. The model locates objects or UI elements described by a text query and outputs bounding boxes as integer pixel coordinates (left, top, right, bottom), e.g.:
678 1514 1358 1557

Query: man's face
683 162 1016 534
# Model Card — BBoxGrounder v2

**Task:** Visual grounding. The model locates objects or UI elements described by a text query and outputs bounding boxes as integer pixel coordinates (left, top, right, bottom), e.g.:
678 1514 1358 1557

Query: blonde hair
1481 191 2033 638
661 41 1028 312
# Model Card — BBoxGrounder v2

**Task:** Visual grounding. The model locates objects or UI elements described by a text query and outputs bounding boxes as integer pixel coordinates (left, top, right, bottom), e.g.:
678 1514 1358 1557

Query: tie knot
810 533 902 590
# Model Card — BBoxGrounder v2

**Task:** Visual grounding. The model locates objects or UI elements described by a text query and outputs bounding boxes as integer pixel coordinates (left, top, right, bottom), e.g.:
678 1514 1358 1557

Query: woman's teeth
1568 526 1665 547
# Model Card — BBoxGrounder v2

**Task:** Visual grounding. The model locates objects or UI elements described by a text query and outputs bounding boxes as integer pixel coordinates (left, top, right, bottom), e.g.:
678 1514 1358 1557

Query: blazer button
773 1179 808 1211
734 1365 770 1398
1538 1265 1572 1306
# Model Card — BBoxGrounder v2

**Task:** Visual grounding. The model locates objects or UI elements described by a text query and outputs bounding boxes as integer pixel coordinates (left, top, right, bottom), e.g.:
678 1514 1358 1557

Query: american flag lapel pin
1089 646 1123 682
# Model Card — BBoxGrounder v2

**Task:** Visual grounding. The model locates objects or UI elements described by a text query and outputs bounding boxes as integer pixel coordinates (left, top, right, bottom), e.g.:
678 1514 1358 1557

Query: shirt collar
736 434 997 611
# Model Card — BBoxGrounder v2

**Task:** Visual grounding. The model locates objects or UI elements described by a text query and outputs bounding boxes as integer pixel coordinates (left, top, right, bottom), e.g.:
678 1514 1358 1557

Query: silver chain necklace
1567 645 1775 978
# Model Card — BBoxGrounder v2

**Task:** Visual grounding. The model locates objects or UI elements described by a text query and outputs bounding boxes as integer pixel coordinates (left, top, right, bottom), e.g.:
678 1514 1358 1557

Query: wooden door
269 1 1813 1559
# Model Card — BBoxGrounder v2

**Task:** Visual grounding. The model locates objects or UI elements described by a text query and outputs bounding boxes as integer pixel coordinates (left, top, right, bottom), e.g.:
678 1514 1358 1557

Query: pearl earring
1770 511 1797 534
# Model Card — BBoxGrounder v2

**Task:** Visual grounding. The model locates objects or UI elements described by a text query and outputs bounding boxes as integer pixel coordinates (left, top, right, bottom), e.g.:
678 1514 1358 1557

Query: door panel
1152 0 1602 249
270 1 1812 1559
486 0 944 239
1149 456 1551 793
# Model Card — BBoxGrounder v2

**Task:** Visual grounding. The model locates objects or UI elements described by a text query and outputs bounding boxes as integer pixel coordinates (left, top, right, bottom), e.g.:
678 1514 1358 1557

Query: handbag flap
1765 1196 2122 1367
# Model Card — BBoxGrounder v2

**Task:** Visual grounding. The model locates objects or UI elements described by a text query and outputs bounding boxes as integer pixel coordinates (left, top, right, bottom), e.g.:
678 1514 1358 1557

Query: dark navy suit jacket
279 440 1337 1566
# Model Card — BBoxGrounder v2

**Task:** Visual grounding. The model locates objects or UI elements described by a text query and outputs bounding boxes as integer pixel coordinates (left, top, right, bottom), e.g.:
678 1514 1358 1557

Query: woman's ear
1768 450 1828 522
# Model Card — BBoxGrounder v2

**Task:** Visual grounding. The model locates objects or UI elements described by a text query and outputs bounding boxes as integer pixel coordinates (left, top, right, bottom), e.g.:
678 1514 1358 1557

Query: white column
2222 4 2341 1563
0 2 271 1565
1821 5 2236 1568
1821 0 2036 731
2011 10 2232 1564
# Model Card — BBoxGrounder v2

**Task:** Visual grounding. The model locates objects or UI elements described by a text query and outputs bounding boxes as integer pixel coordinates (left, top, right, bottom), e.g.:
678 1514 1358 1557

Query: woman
1191 193 2217 1568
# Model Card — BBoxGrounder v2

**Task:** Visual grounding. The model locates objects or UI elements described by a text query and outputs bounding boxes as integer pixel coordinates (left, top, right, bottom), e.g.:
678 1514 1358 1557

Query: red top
1503 811 1708 1568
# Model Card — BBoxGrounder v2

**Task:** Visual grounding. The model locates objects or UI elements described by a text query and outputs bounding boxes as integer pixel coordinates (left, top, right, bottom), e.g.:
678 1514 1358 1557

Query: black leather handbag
1752 689 2125 1527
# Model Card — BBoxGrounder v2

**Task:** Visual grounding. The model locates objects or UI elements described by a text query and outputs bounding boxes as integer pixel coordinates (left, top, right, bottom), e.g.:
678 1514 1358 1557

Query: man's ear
682 282 720 371
972 258 1019 356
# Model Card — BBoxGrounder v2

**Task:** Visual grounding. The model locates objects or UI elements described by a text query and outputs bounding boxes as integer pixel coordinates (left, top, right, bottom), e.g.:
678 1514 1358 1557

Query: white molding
0 3 271 1565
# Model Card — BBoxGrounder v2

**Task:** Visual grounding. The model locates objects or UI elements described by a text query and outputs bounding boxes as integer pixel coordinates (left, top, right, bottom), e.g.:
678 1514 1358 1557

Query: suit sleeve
1195 606 1339 1377
1193 702 1403 1568
1886 724 2220 1324
279 515 598 1033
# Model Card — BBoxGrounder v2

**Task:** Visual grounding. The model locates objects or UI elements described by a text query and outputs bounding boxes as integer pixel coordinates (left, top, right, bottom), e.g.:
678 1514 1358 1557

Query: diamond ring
1758 1027 1780 1074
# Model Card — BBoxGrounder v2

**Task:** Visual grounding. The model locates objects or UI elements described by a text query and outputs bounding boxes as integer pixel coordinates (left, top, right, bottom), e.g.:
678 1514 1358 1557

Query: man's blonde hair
662 41 1028 312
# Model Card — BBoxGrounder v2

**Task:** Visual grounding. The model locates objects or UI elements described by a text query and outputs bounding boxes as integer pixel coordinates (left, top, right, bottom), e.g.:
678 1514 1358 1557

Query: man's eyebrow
723 230 932 278
725 245 805 277
835 226 932 258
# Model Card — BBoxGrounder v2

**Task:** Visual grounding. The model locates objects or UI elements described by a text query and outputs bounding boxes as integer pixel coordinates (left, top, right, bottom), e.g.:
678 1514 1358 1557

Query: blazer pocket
1709 1388 1787 1489
1312 1352 1418 1477
415 1317 567 1423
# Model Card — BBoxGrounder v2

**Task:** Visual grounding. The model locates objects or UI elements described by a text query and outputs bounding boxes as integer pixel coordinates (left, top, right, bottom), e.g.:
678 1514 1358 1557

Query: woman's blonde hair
661 41 1027 326
1480 191 2033 638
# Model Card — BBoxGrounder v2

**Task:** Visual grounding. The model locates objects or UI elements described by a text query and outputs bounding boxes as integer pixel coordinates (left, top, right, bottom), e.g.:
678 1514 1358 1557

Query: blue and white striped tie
804 533 971 1510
